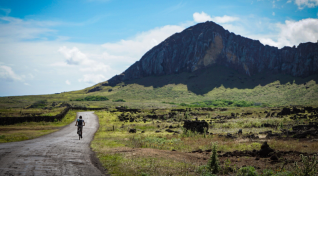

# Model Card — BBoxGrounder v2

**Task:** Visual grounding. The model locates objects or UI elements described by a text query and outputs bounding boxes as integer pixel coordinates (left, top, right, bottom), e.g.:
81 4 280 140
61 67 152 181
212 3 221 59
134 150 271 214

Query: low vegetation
0 110 77 143
73 96 109 101
113 99 126 102
91 105 318 176
184 99 255 107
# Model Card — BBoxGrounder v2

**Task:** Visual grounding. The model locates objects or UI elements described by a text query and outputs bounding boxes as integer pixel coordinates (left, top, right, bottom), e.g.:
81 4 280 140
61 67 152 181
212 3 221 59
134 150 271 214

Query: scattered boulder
165 129 175 133
279 107 291 116
262 123 275 128
244 133 259 139
259 142 274 158
292 125 318 131
226 133 235 139
270 154 279 161
183 120 209 134
266 132 281 138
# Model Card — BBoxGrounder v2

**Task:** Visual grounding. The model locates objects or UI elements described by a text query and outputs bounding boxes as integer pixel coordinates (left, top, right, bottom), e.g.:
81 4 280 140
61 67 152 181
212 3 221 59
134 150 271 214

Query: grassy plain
0 110 77 143
91 107 318 176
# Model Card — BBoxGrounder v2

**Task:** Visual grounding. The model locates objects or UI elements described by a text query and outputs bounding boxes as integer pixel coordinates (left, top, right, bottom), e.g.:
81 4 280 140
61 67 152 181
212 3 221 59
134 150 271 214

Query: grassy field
91 107 318 176
0 110 77 143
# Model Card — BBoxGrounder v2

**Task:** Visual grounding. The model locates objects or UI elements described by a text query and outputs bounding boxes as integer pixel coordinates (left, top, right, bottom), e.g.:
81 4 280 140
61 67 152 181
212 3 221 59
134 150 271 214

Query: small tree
208 143 219 174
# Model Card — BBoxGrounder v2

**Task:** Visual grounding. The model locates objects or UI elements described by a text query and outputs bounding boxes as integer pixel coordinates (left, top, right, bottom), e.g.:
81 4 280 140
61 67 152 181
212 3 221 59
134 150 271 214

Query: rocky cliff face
107 21 318 86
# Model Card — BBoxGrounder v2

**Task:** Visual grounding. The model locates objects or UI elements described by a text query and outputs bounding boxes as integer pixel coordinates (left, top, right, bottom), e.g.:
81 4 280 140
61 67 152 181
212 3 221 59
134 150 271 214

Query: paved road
0 112 105 176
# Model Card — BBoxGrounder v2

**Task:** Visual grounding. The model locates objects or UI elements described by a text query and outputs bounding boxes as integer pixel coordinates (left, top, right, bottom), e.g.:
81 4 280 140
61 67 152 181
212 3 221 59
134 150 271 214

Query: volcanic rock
259 142 274 158
183 120 209 133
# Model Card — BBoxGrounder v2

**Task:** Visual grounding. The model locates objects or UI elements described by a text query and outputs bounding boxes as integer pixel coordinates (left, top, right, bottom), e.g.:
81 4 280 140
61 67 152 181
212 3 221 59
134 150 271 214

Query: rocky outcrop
183 120 209 133
107 21 318 85
87 86 102 93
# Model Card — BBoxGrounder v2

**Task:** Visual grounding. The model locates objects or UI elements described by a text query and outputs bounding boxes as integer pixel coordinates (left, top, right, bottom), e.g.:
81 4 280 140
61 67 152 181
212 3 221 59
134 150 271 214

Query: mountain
107 21 318 86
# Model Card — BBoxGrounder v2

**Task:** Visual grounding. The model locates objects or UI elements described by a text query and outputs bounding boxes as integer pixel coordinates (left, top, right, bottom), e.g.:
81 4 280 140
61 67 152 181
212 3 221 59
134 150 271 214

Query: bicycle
75 115 85 140
77 126 83 140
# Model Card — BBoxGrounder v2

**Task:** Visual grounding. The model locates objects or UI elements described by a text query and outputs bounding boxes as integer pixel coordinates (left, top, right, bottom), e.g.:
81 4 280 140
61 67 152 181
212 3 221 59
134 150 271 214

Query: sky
0 0 317 96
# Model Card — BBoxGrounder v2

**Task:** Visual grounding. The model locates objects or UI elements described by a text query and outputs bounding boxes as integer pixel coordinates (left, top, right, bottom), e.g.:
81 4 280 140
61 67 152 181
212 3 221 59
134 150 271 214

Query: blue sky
0 0 317 96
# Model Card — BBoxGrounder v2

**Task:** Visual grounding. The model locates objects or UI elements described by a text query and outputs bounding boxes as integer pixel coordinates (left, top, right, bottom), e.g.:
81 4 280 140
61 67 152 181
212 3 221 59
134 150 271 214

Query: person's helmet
79 116 82 119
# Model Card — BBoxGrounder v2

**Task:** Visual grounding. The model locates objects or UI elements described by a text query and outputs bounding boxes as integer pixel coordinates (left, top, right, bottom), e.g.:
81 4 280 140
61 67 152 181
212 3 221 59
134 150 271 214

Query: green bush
262 169 274 176
162 102 176 104
29 100 47 108
184 99 254 108
293 154 318 176
237 166 258 176
196 165 215 176
113 99 126 102
75 96 109 101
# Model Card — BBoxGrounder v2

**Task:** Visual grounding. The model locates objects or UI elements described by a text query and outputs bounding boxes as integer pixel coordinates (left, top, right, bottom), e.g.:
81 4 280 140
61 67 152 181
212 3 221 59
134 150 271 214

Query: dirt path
0 112 106 176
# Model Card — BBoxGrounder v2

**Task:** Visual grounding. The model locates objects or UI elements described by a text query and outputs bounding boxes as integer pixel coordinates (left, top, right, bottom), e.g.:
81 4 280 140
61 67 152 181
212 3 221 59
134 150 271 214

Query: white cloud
65 80 71 85
58 46 89 65
272 12 276 16
0 65 21 81
193 12 213 22
57 46 111 73
24 82 30 86
258 18 318 47
212 15 240 24
102 25 184 58
288 0 318 9
193 12 239 24
79 74 105 84
0 16 59 42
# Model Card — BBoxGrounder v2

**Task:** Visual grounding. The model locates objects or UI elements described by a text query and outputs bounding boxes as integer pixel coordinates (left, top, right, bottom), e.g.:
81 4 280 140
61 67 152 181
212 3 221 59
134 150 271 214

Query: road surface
0 112 106 176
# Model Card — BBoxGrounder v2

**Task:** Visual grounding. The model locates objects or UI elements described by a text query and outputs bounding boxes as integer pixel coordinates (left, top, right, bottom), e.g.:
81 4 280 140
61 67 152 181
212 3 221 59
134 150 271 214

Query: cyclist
75 115 85 138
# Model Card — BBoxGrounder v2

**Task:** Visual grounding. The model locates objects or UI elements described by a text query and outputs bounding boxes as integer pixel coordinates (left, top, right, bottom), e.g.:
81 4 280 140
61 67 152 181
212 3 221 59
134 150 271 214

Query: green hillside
1 65 318 110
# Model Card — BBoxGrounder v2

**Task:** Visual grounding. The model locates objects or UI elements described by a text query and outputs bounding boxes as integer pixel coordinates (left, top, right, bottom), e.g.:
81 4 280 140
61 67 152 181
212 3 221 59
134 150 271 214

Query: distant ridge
107 21 318 86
